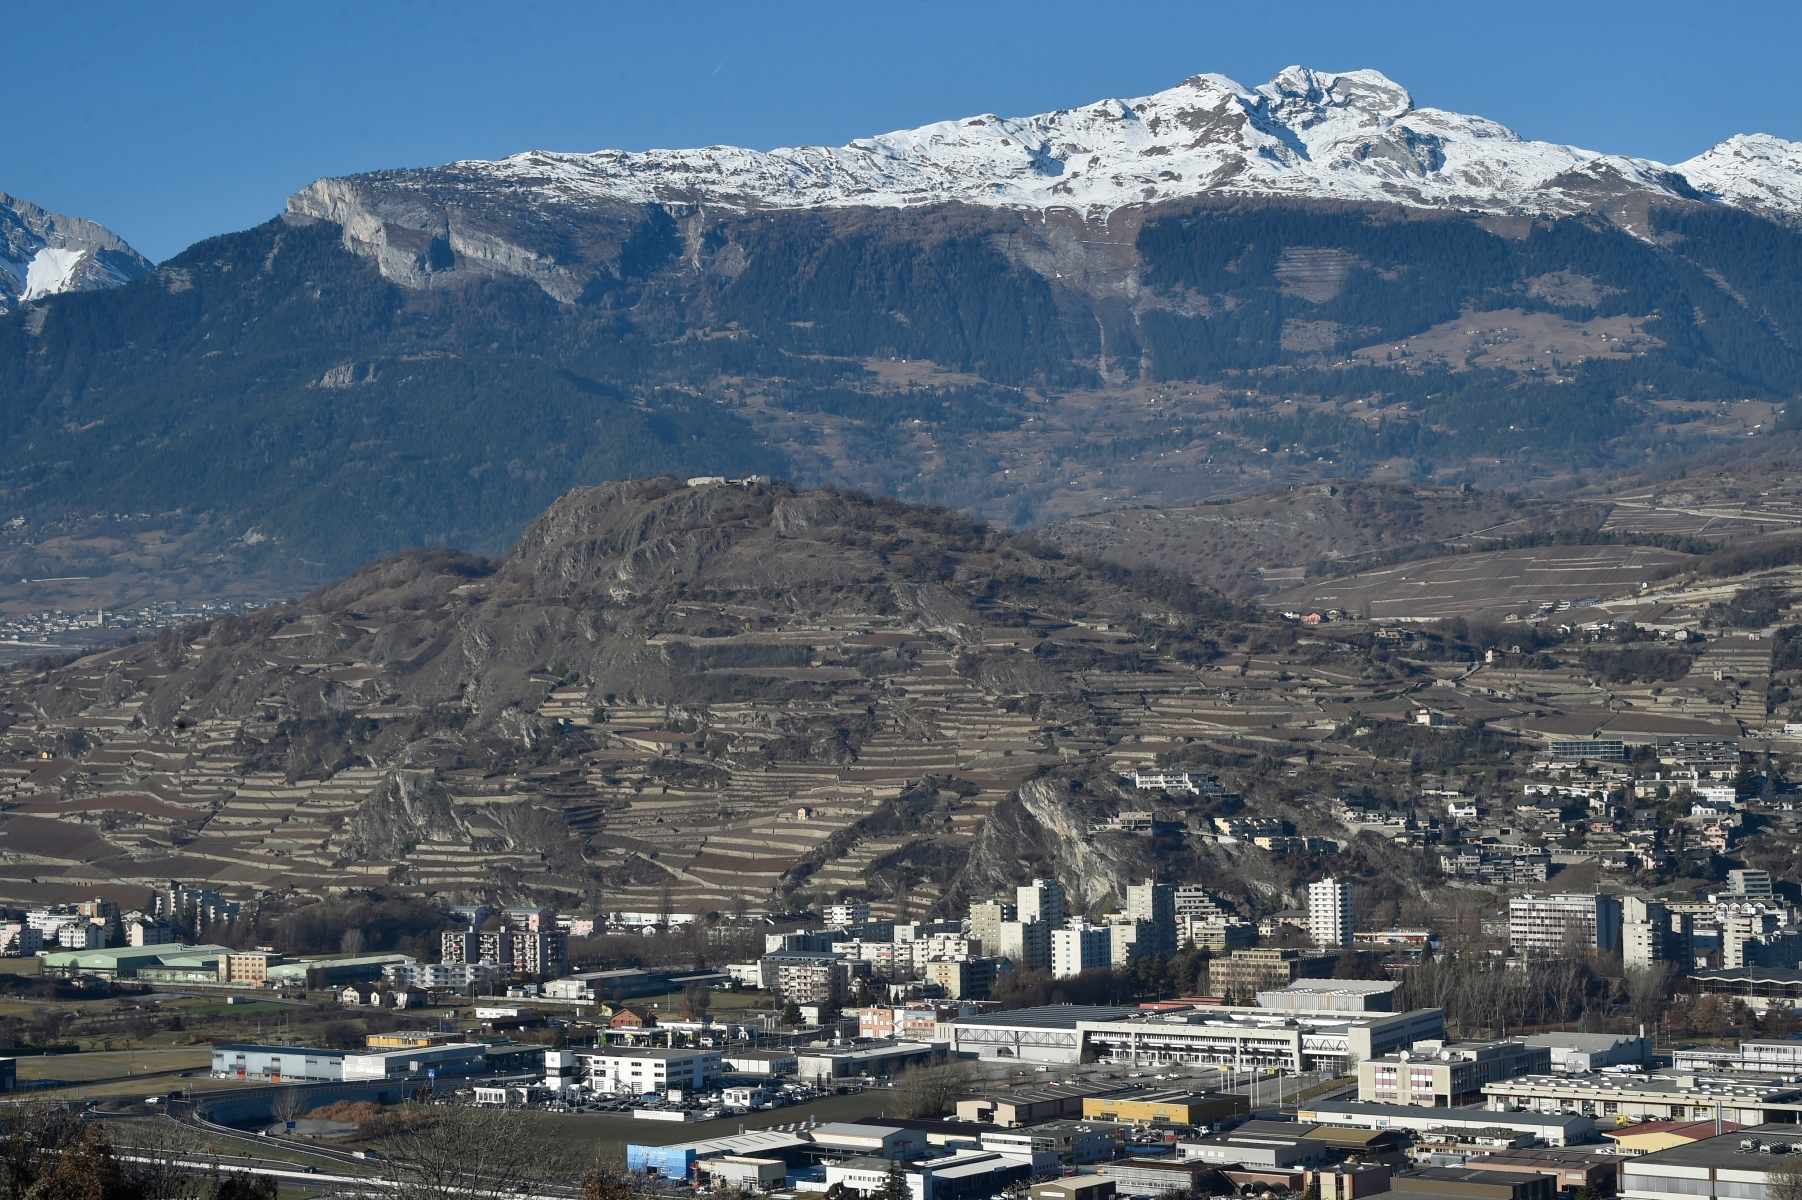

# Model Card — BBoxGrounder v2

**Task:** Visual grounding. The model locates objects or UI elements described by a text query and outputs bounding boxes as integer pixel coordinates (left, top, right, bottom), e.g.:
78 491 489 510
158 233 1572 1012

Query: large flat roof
954 1005 1140 1029
979 1083 1123 1105
655 1130 810 1157
723 1048 798 1059
1692 967 1802 984
816 1123 904 1137
45 942 231 967
1485 1073 1800 1100
1624 1125 1802 1171
798 1041 936 1061
581 1046 717 1059
1519 1033 1645 1051
1301 1101 1591 1129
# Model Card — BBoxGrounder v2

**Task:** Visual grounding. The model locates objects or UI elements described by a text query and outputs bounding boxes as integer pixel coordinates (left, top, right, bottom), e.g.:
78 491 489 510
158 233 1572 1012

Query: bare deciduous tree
1624 964 1681 1023
271 1085 308 1126
112 1118 207 1200
380 1104 575 1200
1768 1157 1802 1200
892 1060 975 1119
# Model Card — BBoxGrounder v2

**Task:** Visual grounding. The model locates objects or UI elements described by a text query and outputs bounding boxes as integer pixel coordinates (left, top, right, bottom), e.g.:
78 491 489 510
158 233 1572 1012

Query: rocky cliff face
952 776 1161 910
344 769 467 861
8 479 1235 760
0 192 151 311
286 176 679 302
284 65 1802 304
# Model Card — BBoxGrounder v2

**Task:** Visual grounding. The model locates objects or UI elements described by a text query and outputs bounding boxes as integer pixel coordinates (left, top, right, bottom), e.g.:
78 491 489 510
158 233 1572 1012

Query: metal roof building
1620 1123 1801 1200
1689 966 1802 1011
45 943 231 979
940 1005 1139 1063
1480 1073 1802 1127
211 1043 347 1082
941 1003 1444 1070
626 1130 811 1178
1295 1101 1596 1147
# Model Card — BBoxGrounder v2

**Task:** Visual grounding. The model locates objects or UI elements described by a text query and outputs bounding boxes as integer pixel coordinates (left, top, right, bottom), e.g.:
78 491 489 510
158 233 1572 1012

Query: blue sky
11 0 1802 262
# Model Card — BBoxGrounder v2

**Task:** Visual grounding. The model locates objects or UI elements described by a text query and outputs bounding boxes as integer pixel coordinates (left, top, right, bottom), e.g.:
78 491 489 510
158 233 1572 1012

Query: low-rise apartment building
859 1005 972 1040
925 957 1001 1000
1359 1040 1550 1106
1209 948 1338 997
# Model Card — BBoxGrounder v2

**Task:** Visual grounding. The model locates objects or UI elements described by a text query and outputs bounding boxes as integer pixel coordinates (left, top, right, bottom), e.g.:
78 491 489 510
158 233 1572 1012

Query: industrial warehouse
938 1003 1447 1070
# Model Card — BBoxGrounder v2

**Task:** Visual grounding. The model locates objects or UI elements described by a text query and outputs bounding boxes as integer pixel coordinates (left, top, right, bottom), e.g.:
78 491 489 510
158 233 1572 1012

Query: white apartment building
384 961 503 990
825 903 872 927
577 1047 723 1096
991 921 1050 972
1052 924 1111 978
1126 879 1177 956
27 907 96 946
1017 879 1066 929
59 924 103 949
1622 896 1693 970
1509 893 1622 955
1308 878 1355 949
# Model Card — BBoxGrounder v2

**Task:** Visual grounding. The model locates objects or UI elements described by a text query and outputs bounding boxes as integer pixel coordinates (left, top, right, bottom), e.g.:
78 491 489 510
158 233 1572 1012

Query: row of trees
1396 949 1798 1039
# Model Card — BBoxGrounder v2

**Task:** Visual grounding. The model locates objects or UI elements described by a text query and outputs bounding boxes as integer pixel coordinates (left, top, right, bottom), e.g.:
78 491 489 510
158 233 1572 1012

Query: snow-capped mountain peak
306 64 1788 226
0 193 152 312
373 66 1620 217
282 66 1802 303
1676 132 1802 215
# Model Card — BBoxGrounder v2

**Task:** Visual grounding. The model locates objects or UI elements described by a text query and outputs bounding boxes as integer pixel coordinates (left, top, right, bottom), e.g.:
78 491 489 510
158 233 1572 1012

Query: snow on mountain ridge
1677 133 1802 216
377 66 1797 224
0 193 152 311
436 67 1633 216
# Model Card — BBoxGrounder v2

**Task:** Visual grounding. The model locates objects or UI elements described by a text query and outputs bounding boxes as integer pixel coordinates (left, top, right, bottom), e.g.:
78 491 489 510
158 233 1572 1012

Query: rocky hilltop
8 476 1801 923
0 479 1279 916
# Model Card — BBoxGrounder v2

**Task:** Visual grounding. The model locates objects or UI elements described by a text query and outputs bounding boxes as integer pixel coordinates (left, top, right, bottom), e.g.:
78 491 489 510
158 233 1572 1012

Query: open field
15 1047 212 1082
520 1089 907 1159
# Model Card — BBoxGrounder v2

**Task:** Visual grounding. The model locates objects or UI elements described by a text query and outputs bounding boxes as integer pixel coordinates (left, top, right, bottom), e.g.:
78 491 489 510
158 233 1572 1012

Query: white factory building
577 1047 723 1096
940 1003 1444 1070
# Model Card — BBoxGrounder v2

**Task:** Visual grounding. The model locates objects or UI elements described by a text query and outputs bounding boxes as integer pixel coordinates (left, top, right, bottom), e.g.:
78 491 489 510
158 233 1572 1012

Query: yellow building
1602 1119 1745 1157
366 1030 456 1048
1083 1089 1247 1126
217 951 281 985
